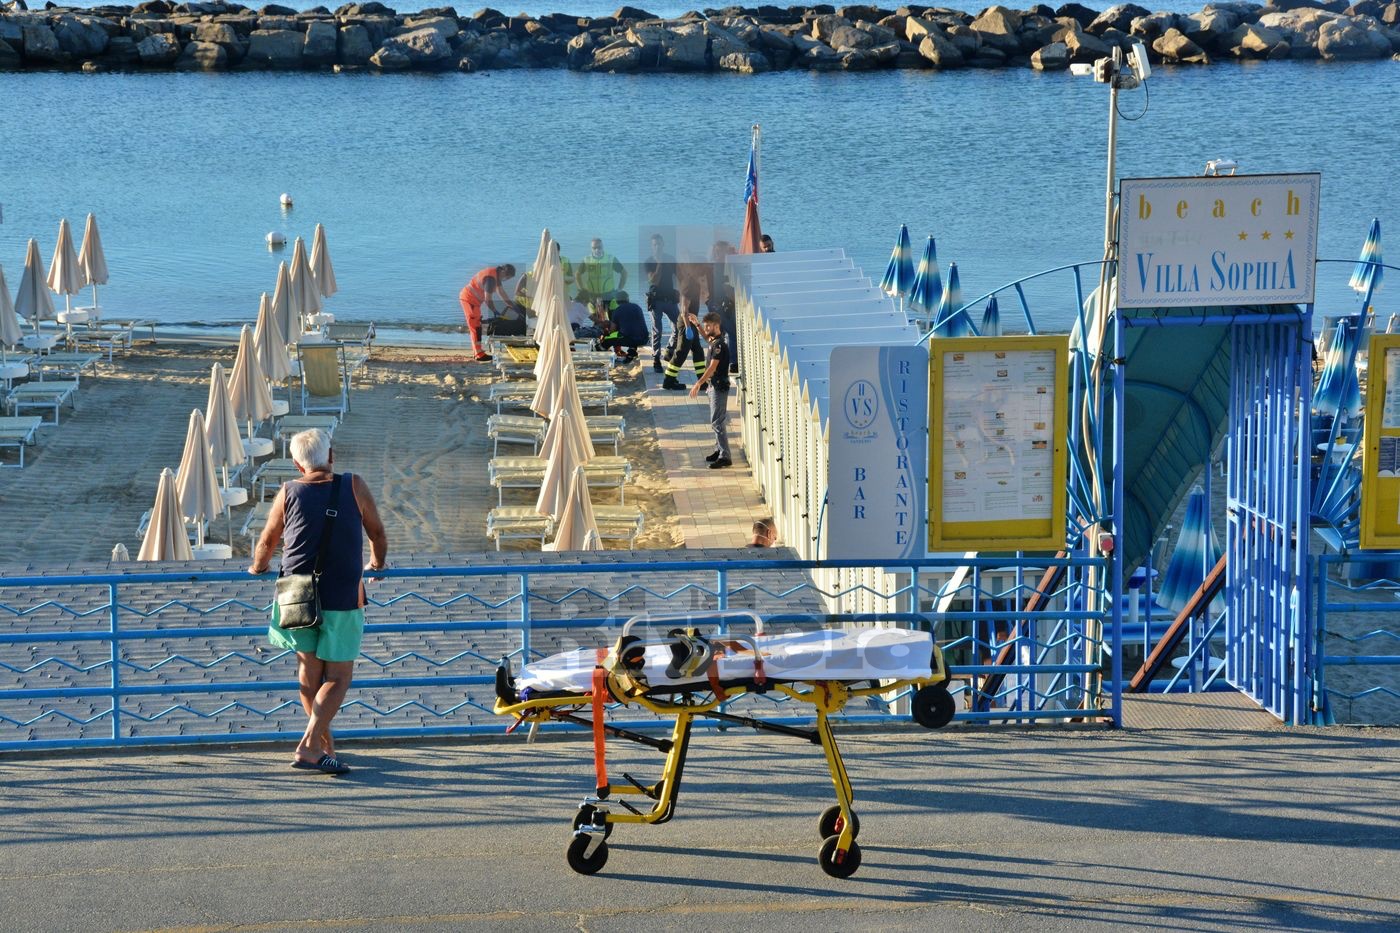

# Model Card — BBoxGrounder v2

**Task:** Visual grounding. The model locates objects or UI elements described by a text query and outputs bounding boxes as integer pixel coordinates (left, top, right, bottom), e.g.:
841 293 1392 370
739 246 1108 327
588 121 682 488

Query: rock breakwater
1 1 1397 74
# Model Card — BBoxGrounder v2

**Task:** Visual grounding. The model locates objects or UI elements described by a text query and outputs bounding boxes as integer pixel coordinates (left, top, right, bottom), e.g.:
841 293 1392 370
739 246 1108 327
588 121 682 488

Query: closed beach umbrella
111 543 130 562
253 292 293 384
535 407 587 520
270 261 294 345
554 363 594 462
908 235 942 323
1156 486 1222 616
980 296 1002 337
309 223 338 299
933 263 974 338
879 224 915 300
228 324 274 438
15 238 56 335
77 213 109 313
544 464 603 552
1314 317 1362 421
528 228 552 308
530 324 572 416
205 362 247 488
47 218 84 315
531 240 567 342
1348 218 1383 296
175 408 222 549
288 236 322 332
0 264 19 362
138 468 194 562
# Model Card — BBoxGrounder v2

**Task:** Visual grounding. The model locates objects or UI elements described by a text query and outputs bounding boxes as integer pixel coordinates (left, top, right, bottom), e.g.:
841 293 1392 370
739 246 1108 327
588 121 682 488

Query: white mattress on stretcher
517 627 934 694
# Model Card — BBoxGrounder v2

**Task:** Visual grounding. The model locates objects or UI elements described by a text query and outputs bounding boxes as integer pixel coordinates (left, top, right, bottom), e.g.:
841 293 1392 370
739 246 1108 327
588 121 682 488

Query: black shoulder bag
274 474 343 631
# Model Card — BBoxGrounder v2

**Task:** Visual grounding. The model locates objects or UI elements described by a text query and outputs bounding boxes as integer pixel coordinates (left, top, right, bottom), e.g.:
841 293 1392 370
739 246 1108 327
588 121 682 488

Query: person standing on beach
690 310 732 469
643 233 680 373
662 292 707 391
250 429 388 776
458 263 519 362
575 238 627 310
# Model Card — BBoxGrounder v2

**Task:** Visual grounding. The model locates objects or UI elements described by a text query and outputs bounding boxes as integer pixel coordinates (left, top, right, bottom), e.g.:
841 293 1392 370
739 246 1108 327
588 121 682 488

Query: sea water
1 58 1395 330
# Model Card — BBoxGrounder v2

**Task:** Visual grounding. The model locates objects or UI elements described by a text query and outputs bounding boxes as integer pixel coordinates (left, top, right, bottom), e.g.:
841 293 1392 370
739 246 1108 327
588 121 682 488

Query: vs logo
844 379 879 429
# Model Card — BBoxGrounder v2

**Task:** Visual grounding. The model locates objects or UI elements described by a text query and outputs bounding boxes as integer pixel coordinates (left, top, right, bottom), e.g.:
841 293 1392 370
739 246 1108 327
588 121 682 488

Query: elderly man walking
250 429 388 775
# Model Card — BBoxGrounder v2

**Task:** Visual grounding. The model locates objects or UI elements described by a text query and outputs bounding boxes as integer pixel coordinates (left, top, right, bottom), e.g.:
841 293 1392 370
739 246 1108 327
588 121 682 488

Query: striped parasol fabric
1156 486 1222 616
933 262 974 338
980 295 1002 337
908 235 941 323
879 224 915 300
1314 317 1362 421
1348 218 1382 296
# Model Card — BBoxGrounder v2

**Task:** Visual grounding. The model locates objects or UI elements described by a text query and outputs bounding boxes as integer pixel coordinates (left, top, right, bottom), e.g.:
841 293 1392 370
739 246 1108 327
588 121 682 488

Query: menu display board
928 336 1069 551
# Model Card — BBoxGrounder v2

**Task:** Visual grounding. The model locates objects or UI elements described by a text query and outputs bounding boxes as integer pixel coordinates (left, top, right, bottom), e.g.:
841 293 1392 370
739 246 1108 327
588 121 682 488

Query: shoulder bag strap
312 473 343 580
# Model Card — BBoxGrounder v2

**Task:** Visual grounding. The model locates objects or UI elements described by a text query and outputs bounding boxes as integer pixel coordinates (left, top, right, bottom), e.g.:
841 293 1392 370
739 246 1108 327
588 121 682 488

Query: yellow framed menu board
1359 333 1400 549
928 335 1069 552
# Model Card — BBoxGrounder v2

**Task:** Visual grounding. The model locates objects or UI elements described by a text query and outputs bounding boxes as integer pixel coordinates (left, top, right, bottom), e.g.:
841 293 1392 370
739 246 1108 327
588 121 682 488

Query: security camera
1127 40 1151 82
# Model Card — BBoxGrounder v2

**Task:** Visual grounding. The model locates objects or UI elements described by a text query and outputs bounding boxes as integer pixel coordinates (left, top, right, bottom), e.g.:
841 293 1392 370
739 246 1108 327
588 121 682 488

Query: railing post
717 568 728 635
109 582 121 744
518 572 532 662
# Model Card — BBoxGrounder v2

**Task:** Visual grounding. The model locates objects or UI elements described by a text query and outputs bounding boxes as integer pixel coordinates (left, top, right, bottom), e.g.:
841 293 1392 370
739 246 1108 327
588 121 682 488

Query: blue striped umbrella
1348 218 1383 295
1156 486 1222 616
880 224 915 299
908 235 942 321
1314 317 1362 421
933 262 974 337
980 295 1001 337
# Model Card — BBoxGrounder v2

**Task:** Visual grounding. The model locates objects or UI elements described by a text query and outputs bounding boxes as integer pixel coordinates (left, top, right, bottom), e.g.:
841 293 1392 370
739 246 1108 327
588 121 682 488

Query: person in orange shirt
458 263 518 362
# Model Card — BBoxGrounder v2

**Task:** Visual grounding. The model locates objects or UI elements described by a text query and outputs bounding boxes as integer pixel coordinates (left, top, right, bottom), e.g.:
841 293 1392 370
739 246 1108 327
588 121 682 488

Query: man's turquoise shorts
267 605 365 662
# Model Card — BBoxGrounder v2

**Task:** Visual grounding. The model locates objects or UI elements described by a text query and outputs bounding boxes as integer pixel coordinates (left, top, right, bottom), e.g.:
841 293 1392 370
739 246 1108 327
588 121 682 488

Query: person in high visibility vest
575 238 627 309
458 263 518 362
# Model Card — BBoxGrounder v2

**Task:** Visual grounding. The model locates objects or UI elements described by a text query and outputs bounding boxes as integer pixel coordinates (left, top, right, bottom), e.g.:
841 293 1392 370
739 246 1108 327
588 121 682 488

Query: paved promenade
2 719 1396 931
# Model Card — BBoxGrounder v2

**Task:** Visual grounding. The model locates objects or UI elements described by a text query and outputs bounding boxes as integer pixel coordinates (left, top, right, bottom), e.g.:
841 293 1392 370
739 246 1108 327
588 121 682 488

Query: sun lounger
275 414 339 457
70 320 149 361
486 504 644 549
493 351 614 381
488 380 616 414
240 500 275 547
485 507 554 550
136 509 207 544
486 413 626 456
10 380 78 425
32 352 101 384
488 455 633 505
251 458 303 500
0 415 43 468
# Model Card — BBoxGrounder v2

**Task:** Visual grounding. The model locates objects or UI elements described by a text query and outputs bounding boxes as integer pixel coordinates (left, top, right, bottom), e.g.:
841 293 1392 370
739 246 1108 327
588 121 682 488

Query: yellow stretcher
494 612 955 878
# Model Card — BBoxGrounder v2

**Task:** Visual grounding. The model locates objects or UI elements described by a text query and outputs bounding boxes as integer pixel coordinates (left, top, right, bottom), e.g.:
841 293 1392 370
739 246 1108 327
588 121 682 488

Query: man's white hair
289 429 331 471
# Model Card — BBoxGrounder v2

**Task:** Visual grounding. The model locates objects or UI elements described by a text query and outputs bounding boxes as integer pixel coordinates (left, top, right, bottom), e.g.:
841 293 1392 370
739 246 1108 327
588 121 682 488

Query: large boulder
377 25 453 64
1030 39 1069 67
1129 11 1178 39
194 22 240 45
1230 21 1285 53
1316 14 1393 56
135 31 181 63
103 34 140 65
245 27 304 67
1153 27 1210 61
399 14 458 41
0 37 18 68
1063 27 1112 61
1180 8 1239 47
1256 8 1338 50
1087 3 1150 35
855 18 898 43
943 23 984 56
809 13 853 43
21 23 61 62
1055 2 1099 27
719 48 769 71
586 40 641 70
916 29 964 66
827 21 875 48
174 38 228 69
970 6 1024 52
302 18 336 63
53 14 111 57
336 23 372 64
368 43 409 68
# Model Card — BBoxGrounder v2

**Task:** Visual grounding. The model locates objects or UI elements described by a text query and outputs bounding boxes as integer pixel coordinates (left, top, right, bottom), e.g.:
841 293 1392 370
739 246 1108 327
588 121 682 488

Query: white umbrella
47 218 84 316
288 236 322 333
0 264 19 363
228 324 274 440
544 464 603 552
309 223 338 298
528 228 552 306
530 324 573 417
536 408 587 520
175 408 222 549
138 468 194 562
553 363 595 462
15 238 55 336
205 361 247 488
253 292 293 384
532 240 569 341
111 543 130 562
77 213 108 314
270 261 294 345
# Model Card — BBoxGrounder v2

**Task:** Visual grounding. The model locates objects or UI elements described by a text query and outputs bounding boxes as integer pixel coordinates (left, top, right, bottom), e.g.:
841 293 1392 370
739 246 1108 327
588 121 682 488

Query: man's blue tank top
280 474 363 612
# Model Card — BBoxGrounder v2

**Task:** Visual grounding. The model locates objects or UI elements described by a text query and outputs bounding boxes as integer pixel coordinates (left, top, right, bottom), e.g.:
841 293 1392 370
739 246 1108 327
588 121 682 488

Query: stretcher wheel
573 804 613 839
566 834 610 875
817 834 862 879
817 805 860 841
912 684 956 729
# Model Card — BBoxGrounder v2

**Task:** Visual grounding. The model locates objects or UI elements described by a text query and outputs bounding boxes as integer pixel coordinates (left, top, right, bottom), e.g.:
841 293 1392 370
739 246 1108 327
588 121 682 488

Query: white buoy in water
266 231 287 248
280 193 294 208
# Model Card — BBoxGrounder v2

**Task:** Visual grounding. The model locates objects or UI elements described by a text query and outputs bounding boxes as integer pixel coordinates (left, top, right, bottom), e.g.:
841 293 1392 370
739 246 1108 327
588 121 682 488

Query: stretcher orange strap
592 660 608 795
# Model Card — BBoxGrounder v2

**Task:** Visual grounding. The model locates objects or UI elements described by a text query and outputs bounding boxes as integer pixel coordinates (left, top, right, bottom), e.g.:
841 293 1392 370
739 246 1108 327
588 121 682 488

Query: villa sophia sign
1116 173 1321 309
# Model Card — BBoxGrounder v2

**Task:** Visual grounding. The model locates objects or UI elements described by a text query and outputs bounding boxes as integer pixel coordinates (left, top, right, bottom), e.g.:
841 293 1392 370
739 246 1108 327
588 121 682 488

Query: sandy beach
0 339 684 566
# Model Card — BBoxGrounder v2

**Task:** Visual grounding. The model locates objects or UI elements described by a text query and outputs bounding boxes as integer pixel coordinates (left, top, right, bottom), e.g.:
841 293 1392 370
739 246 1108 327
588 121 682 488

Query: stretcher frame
494 612 955 878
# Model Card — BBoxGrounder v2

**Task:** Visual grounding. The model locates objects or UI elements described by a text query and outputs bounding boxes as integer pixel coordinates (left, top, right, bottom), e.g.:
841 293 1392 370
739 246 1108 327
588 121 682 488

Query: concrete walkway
1 724 1396 932
641 363 770 549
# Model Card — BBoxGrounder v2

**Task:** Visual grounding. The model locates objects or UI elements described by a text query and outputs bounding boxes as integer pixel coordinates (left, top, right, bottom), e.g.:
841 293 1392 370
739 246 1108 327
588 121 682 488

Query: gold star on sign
1261 231 1272 241
1285 230 1295 240
1238 231 1248 241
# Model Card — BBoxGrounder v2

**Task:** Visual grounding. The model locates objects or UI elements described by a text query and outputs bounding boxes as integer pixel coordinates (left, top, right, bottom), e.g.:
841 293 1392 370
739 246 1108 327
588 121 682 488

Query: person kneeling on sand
594 292 649 361
250 429 388 776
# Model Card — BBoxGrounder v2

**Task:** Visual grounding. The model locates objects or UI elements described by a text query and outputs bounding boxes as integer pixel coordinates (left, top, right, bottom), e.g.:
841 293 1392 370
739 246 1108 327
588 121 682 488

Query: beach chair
32 352 101 385
326 322 374 377
252 458 303 500
485 506 553 550
486 413 625 456
297 343 350 417
488 380 616 414
0 415 43 468
240 500 275 549
592 504 646 548
488 455 633 506
10 380 78 425
275 414 338 457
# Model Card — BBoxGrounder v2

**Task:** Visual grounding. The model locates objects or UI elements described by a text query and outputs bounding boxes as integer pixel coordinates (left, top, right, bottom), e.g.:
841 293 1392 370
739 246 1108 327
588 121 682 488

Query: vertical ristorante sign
826 345 929 560
1116 173 1321 309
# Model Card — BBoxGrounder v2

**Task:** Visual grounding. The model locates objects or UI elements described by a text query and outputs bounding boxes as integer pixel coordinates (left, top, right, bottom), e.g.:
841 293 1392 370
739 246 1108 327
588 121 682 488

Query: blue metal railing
1311 553 1400 725
0 554 1116 751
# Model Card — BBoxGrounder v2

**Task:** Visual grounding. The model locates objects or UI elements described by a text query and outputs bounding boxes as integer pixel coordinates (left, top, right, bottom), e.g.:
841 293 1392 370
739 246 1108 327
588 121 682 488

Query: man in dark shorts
594 292 649 361
643 233 680 373
689 310 732 469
